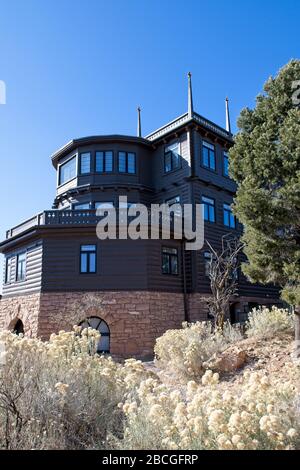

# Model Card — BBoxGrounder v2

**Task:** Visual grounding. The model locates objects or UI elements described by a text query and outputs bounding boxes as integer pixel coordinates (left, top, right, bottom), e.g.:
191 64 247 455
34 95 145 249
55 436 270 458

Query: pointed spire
137 106 142 137
188 72 194 118
225 97 232 134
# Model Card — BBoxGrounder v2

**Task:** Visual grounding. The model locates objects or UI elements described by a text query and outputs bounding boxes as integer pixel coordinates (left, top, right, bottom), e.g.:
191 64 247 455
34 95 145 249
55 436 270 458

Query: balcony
5 209 183 240
5 210 107 239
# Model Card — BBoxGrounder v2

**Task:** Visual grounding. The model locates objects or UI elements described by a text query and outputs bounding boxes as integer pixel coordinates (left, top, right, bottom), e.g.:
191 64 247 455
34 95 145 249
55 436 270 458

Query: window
59 156 76 185
96 151 113 173
74 203 90 210
202 196 215 223
162 247 179 275
165 195 181 205
95 202 114 210
13 319 24 336
223 203 236 228
79 317 110 353
118 152 136 174
16 252 26 282
164 141 181 173
80 245 96 274
5 257 12 284
223 151 229 176
202 141 216 170
80 152 91 174
204 251 212 277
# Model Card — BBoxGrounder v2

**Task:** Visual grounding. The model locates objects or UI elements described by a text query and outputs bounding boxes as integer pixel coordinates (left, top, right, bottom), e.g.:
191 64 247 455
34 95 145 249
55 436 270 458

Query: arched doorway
79 317 110 353
13 319 24 336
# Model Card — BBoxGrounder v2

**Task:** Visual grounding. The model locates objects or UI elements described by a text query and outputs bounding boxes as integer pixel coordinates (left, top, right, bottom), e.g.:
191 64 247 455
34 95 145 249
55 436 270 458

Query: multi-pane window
118 152 136 174
164 141 181 173
162 247 179 275
5 257 12 284
223 203 236 228
74 203 90 210
202 196 215 223
59 156 76 185
16 252 26 282
96 151 113 173
202 141 216 170
223 151 229 176
204 251 212 277
95 202 114 210
80 245 96 274
80 152 91 174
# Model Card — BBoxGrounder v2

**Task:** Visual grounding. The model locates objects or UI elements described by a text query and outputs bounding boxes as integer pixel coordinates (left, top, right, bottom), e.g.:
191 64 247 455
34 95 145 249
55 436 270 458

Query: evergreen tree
230 60 300 351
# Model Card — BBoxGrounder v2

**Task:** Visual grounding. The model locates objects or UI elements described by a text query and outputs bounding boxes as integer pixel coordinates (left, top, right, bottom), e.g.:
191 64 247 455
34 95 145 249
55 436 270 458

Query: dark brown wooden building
0 76 280 357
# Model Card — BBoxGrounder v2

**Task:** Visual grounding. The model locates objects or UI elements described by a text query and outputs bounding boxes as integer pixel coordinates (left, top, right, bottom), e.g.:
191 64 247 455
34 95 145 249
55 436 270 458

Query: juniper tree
229 60 300 353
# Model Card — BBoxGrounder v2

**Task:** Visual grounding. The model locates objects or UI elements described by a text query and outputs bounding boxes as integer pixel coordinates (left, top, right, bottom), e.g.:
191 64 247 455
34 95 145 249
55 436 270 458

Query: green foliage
229 60 300 305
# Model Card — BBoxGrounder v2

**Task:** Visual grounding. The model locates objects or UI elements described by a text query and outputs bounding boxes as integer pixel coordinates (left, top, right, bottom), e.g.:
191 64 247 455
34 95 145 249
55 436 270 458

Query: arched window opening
79 317 110 354
13 319 24 336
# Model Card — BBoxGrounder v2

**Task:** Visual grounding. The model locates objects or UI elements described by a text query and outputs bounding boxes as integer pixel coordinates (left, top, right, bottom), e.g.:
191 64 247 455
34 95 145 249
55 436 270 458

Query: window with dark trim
80 245 96 274
204 251 212 277
95 202 114 210
202 141 216 170
16 252 26 282
59 156 76 185
96 151 113 173
165 195 181 205
5 257 12 284
202 196 216 223
74 203 90 210
223 203 236 228
79 317 110 353
162 247 179 275
164 141 181 173
223 151 229 176
118 152 136 174
80 152 91 174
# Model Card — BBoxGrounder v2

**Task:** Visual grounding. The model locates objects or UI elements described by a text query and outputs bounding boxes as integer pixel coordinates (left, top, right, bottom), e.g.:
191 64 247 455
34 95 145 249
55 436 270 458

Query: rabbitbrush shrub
0 328 146 450
154 321 243 381
246 306 294 340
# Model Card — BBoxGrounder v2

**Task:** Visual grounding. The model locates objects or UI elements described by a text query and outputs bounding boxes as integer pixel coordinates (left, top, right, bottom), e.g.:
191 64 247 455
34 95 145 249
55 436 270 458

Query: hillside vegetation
0 307 299 450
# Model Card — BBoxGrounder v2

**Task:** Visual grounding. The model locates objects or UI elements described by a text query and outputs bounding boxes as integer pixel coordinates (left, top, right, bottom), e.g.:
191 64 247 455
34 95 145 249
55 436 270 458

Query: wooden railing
5 209 182 239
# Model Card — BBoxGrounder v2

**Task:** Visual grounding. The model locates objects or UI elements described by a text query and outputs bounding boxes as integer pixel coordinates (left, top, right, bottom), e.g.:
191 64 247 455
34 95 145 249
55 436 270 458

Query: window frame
161 246 179 276
95 150 114 173
73 203 91 210
223 151 229 177
5 256 13 284
202 140 216 171
118 151 136 174
58 155 77 186
203 251 212 277
16 252 27 282
164 141 181 174
202 196 216 223
79 152 91 175
223 203 236 228
80 244 97 274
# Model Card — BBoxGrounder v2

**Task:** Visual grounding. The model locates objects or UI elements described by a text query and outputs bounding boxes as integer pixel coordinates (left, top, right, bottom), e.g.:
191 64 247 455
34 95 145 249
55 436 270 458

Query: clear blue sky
0 0 299 284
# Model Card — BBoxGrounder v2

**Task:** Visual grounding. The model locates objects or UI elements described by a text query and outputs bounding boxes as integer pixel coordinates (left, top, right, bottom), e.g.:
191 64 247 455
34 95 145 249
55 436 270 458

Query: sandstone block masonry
0 291 195 358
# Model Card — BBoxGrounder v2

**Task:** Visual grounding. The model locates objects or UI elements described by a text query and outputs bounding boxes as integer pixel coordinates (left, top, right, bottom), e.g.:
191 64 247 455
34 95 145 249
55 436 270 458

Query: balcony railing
5 209 183 240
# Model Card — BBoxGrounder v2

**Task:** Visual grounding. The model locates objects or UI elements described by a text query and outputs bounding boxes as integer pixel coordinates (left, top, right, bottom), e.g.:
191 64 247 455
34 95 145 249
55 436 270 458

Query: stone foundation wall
0 290 282 358
0 293 41 337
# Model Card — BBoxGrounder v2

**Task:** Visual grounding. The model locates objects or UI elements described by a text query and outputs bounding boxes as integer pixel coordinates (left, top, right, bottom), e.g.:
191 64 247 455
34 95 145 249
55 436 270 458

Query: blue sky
0 0 299 283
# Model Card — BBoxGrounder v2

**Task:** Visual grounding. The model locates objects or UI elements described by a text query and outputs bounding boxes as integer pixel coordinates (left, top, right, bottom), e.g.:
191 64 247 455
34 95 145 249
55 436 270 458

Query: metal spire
137 107 142 137
225 97 232 134
188 72 194 118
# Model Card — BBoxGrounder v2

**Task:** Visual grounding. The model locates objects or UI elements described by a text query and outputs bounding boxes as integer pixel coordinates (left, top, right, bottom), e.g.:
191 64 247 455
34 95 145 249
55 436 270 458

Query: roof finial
188 72 193 118
225 97 232 134
137 106 142 137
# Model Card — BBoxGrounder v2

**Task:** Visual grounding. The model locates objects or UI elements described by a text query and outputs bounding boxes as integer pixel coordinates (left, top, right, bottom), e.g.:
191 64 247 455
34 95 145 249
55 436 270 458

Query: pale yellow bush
246 306 294 339
0 328 147 450
154 321 242 381
117 365 300 450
